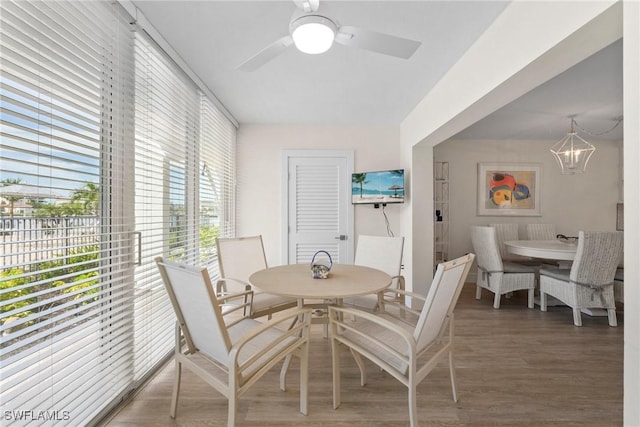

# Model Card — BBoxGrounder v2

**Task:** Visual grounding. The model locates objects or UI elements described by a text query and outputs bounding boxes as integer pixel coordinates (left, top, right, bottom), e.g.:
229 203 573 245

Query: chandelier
550 118 596 175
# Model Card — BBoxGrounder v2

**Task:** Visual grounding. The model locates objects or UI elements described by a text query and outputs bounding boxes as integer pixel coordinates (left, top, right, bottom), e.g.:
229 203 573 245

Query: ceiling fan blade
335 26 421 59
237 35 294 72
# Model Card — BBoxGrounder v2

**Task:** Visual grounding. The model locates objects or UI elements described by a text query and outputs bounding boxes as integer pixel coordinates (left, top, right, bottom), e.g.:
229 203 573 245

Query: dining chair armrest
236 308 312 344
216 277 252 295
218 289 253 304
380 287 426 319
383 275 406 303
383 287 425 303
392 274 405 290
218 290 254 323
390 287 426 301
328 306 416 365
229 308 313 374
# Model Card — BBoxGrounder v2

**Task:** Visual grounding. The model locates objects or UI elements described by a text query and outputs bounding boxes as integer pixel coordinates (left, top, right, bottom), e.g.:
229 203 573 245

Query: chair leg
280 354 292 391
572 308 583 326
350 348 367 386
607 308 618 327
447 316 457 403
475 285 482 300
227 389 237 427
493 292 501 309
170 359 181 419
540 292 547 312
300 344 309 415
527 289 534 309
332 338 341 409
408 384 418 427
448 349 458 403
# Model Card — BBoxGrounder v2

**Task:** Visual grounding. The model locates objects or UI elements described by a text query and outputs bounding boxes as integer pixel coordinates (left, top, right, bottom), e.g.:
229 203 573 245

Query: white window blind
0 1 237 425
0 0 137 424
132 30 201 380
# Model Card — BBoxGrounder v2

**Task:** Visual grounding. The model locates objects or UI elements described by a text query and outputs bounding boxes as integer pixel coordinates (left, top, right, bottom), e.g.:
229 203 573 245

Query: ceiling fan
237 0 422 72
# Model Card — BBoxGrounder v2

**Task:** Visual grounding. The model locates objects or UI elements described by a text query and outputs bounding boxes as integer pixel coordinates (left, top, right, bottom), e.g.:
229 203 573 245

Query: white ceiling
132 0 623 140
455 39 623 141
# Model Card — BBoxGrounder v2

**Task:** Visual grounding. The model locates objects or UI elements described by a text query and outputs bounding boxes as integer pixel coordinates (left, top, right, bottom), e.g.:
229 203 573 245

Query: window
199 94 236 269
0 1 236 424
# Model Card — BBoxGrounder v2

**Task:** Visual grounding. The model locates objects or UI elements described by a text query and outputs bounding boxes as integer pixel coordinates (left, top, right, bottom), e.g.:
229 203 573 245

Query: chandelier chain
572 117 623 137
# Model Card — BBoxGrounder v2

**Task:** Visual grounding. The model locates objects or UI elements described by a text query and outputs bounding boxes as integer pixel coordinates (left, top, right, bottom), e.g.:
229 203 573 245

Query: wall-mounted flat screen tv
352 169 405 205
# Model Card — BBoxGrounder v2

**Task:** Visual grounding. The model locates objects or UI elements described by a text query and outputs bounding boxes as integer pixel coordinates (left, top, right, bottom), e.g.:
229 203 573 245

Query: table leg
281 298 307 390
534 294 565 307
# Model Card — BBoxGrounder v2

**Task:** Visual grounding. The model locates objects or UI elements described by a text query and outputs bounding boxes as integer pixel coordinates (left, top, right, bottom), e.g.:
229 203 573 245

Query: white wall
434 138 621 260
236 124 403 266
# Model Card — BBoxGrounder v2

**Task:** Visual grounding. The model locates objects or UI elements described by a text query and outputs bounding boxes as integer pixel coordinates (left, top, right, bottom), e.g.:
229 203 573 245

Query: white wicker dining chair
539 231 623 326
525 223 557 240
155 257 312 427
216 235 297 319
471 226 536 309
343 235 405 310
489 223 520 260
328 254 474 427
524 223 561 267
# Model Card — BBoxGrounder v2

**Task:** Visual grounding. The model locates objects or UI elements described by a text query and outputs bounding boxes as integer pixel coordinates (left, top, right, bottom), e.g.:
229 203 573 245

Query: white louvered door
284 151 353 265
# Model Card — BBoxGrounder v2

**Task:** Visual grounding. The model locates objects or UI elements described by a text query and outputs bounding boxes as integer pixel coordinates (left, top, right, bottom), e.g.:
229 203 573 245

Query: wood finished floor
102 284 623 427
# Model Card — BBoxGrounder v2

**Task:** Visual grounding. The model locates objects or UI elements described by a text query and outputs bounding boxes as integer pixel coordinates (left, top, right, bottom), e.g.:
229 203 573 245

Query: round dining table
249 263 392 302
251 263 392 387
504 239 607 317
504 239 578 261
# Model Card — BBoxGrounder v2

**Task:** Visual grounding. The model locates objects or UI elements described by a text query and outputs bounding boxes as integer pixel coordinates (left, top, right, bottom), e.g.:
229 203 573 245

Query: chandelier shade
550 120 596 175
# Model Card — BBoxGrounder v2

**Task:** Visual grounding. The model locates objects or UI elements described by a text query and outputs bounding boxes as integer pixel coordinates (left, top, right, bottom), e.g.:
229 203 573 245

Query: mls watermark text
4 410 71 422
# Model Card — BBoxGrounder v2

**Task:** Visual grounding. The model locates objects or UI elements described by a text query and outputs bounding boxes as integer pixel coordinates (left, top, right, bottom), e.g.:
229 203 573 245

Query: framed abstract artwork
477 163 542 216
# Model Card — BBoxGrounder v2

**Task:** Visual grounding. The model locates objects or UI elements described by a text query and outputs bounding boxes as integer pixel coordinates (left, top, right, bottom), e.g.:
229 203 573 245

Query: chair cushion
339 313 415 375
227 318 299 380
540 266 571 282
344 294 379 310
614 267 624 282
503 261 538 274
252 292 296 312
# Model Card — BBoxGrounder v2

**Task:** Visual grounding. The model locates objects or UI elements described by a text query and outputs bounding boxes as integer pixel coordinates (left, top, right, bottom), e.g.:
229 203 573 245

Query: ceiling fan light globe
290 15 337 54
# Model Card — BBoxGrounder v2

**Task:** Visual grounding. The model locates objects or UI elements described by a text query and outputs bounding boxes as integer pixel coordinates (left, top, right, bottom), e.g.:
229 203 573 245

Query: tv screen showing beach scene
352 169 405 204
